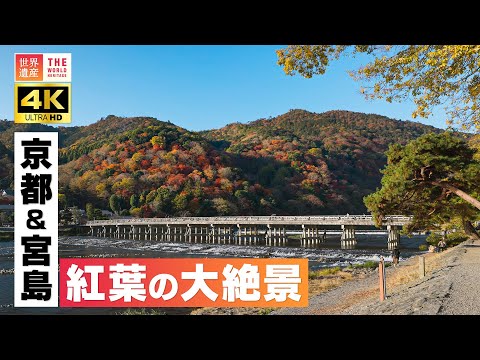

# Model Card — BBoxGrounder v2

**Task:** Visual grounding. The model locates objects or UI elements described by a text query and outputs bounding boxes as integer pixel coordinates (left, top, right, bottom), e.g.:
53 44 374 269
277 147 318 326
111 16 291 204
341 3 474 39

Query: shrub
116 308 166 315
418 244 428 251
354 260 378 269
426 232 442 246
308 266 341 279
427 231 469 248
446 232 469 247
258 308 275 315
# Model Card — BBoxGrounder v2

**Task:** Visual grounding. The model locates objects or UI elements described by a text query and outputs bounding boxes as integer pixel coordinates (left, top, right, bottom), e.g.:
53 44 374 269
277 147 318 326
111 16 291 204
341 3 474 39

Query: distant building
0 189 13 197
101 210 114 218
69 207 86 216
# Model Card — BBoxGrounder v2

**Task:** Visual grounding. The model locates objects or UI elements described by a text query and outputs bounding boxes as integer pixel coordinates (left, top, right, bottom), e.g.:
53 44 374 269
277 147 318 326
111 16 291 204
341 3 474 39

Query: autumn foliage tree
276 45 480 132
0 113 450 218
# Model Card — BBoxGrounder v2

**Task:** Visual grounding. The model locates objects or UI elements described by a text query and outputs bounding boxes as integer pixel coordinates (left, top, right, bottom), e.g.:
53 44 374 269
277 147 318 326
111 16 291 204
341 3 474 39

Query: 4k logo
14 83 71 124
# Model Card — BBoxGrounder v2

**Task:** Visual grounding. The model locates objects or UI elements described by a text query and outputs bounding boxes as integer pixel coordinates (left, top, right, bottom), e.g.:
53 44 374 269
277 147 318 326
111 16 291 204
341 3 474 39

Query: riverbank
341 237 480 315
192 238 475 315
191 264 378 315
272 237 480 315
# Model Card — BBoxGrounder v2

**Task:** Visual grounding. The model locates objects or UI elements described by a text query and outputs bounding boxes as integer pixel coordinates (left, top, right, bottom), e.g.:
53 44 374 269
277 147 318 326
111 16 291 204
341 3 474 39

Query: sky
0 45 449 131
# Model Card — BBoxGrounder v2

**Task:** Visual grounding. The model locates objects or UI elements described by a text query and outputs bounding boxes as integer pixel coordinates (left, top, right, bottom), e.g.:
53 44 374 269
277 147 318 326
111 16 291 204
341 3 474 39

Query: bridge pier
387 225 400 250
341 225 356 248
301 225 322 246
265 224 285 245
165 224 171 241
209 224 215 242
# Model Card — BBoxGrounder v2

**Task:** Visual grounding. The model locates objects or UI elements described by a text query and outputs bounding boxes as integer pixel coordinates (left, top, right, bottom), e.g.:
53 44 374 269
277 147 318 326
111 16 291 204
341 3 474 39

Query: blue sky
0 45 448 131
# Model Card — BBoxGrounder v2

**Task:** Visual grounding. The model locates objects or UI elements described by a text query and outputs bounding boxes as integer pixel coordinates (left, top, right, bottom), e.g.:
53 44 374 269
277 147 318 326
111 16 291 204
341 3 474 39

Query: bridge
86 215 412 249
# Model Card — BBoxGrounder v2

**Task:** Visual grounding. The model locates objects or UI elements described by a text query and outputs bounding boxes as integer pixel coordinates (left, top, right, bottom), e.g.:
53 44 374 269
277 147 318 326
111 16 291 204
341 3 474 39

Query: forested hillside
0 110 443 215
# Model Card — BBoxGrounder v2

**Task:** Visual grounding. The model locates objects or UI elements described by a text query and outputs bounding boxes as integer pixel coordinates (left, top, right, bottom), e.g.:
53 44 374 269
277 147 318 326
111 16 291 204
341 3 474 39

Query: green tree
130 194 139 208
212 197 237 215
58 193 67 210
276 45 480 132
153 187 172 213
93 208 106 220
70 206 83 225
151 135 166 148
258 164 275 186
109 194 122 214
59 209 72 226
172 193 188 213
130 207 142 217
364 132 480 239
145 190 157 204
86 203 95 220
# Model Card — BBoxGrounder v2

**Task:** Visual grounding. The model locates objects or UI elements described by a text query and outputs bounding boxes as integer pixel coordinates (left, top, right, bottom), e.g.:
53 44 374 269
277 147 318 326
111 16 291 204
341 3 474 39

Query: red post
379 258 385 301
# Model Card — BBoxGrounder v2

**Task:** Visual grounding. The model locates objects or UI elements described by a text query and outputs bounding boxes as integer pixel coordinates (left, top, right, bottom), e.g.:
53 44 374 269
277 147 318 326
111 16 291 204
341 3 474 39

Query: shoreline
190 263 379 315
191 242 467 315
272 238 477 315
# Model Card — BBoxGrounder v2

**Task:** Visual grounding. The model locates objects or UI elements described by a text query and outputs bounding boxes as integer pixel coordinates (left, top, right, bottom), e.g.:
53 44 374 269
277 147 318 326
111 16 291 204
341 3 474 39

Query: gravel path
271 265 393 315
438 241 480 314
272 238 480 315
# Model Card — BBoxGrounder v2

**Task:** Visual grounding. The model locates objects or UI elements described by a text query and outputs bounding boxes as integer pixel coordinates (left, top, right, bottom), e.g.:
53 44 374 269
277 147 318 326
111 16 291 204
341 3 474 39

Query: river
0 233 427 315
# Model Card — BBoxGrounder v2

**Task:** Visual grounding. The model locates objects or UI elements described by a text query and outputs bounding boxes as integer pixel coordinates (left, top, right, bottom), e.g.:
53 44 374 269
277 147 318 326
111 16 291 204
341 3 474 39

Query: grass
309 266 341 279
353 260 378 269
383 247 455 291
308 270 354 295
115 308 167 315
257 308 275 315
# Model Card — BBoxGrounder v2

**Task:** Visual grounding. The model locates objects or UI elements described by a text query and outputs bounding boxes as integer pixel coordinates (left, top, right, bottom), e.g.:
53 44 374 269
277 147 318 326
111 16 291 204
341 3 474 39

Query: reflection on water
0 233 427 314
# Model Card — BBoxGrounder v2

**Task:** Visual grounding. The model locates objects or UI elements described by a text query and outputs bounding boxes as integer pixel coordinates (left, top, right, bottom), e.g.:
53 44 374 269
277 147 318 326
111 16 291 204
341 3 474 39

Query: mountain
0 110 444 215
201 109 443 214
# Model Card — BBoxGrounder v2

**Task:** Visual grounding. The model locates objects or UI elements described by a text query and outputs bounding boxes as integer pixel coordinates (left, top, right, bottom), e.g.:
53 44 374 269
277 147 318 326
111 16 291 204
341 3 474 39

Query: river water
0 233 427 315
